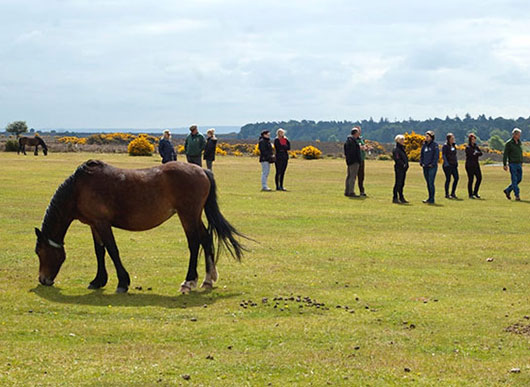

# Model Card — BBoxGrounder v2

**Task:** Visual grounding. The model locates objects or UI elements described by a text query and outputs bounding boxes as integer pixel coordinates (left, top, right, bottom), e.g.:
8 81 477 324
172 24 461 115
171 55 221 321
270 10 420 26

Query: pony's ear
35 228 44 241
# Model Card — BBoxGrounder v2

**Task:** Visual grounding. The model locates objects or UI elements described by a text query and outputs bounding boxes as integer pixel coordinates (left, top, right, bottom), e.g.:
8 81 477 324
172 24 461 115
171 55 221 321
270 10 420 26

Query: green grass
0 153 528 386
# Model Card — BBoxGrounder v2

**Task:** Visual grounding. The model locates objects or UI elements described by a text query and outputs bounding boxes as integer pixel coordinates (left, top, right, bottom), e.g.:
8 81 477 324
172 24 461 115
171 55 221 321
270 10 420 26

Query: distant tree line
238 114 530 144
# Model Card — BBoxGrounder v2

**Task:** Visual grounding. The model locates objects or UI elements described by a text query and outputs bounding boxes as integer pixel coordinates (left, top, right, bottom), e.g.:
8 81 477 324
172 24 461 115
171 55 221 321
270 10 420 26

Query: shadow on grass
30 285 241 309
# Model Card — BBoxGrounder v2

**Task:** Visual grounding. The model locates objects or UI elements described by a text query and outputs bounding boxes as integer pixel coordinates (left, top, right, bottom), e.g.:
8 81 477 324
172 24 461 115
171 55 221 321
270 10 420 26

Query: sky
1 0 530 130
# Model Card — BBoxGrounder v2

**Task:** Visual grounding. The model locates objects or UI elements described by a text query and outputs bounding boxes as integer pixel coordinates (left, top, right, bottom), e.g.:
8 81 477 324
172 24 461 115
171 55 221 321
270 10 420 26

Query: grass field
0 152 528 386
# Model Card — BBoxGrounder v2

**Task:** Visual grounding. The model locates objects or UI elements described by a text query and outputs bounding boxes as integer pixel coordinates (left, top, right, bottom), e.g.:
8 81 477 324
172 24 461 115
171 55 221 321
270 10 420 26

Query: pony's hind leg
88 227 108 289
200 223 218 289
179 224 201 294
95 224 130 293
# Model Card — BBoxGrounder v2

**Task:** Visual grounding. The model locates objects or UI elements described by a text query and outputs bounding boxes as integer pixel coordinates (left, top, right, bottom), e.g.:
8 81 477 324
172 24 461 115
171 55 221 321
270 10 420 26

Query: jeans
443 164 459 196
423 166 438 202
393 167 407 200
186 155 202 167
275 157 288 189
465 163 482 196
506 163 523 197
261 161 271 189
345 163 360 195
358 160 365 194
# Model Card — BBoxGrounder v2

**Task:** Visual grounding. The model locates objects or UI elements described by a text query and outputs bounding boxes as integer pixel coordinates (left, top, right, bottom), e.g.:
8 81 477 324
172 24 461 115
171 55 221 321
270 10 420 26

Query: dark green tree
6 121 28 138
489 135 505 151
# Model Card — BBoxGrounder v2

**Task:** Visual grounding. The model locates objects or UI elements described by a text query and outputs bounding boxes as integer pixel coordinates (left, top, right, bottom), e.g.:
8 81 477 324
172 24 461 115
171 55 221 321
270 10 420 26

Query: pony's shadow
30 285 240 309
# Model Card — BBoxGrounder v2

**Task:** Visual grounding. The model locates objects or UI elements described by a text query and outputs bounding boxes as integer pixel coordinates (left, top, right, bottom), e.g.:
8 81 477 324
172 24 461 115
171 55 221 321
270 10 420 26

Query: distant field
0 153 528 385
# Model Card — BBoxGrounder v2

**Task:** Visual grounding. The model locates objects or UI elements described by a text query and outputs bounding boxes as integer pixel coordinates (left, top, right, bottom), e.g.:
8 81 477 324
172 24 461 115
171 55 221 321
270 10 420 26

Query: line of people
158 125 218 170
343 127 523 204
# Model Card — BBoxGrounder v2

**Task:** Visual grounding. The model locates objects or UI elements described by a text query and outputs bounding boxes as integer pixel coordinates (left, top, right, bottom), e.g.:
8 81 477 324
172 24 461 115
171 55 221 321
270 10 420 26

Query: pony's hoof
115 287 128 294
179 285 191 294
201 281 213 290
179 280 197 294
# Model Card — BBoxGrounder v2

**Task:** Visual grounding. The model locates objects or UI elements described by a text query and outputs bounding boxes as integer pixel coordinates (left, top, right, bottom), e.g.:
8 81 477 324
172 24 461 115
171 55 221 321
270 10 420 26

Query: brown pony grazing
18 136 48 155
34 160 244 293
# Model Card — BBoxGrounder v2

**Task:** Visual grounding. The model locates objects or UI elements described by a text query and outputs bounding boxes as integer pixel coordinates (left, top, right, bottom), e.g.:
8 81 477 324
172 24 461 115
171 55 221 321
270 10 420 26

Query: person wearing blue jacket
420 130 439 204
158 130 176 164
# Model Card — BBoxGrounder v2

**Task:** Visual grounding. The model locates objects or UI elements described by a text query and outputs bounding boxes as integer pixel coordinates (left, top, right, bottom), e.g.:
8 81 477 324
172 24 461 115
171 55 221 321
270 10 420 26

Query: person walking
344 128 362 197
158 130 176 164
442 133 459 199
273 128 291 191
392 134 409 203
356 126 370 197
503 128 524 201
185 125 205 167
420 130 439 204
203 128 217 171
465 133 483 199
258 130 274 191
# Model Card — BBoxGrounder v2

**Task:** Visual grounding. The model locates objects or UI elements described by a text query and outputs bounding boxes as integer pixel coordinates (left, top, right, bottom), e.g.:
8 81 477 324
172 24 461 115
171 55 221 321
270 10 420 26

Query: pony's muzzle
39 275 54 286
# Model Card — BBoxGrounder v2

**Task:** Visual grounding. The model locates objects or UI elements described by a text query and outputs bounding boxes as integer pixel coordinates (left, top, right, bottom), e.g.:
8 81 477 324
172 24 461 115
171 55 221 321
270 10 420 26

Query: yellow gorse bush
58 136 86 145
215 147 227 156
301 145 322 159
128 136 154 156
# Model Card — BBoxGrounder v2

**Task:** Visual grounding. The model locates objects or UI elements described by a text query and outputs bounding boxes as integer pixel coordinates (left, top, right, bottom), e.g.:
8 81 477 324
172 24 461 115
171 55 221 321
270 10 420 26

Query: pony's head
38 138 48 155
34 228 65 286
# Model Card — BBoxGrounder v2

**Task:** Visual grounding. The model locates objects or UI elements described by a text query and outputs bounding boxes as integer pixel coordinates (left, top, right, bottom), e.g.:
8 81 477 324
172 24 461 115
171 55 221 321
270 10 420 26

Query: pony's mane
41 161 102 239
38 137 47 148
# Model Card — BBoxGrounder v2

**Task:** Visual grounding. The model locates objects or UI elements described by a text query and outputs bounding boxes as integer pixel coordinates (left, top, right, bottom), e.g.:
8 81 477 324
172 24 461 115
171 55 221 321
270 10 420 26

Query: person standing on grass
185 125 206 167
503 128 524 201
258 130 274 191
465 133 483 199
355 125 370 197
392 134 409 204
442 133 459 199
274 128 291 191
420 130 439 204
203 128 217 171
344 127 362 197
158 130 176 164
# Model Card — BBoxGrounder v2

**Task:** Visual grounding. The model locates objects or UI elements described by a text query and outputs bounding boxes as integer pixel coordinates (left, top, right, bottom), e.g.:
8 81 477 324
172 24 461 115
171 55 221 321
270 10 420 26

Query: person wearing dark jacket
344 128 362 197
442 133 459 199
503 128 524 200
185 125 206 166
158 130 176 164
273 128 291 191
392 134 409 203
258 130 274 191
420 130 439 204
465 133 483 199
203 128 217 170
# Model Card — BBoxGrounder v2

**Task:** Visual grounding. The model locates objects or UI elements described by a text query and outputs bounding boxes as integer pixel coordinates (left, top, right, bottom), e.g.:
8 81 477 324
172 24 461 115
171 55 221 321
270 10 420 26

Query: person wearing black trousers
274 128 291 191
465 133 483 199
392 134 409 203
442 133 459 199
203 128 217 171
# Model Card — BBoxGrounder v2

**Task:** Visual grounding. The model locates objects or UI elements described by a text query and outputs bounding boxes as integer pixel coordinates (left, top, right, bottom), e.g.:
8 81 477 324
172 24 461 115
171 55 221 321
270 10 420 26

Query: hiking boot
515 196 521 201
360 192 367 197
392 198 400 204
400 198 409 204
261 187 272 192
473 194 481 199
503 189 511 200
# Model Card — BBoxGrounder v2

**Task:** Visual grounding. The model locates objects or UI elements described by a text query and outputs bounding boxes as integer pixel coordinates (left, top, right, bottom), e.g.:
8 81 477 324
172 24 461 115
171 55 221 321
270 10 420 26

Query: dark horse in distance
34 160 244 293
18 136 48 155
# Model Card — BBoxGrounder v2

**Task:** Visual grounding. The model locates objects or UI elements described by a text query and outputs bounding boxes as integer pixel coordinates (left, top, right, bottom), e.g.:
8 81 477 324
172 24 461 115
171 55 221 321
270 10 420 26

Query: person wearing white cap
158 130 176 164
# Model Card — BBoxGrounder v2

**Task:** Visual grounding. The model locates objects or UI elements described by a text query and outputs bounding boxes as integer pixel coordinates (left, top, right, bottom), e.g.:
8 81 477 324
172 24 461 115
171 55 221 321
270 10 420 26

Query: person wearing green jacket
503 128 524 201
185 125 206 167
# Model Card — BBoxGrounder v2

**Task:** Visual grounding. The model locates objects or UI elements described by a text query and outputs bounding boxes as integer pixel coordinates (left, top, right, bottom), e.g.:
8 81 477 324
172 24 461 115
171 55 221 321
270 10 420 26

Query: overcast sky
1 0 530 129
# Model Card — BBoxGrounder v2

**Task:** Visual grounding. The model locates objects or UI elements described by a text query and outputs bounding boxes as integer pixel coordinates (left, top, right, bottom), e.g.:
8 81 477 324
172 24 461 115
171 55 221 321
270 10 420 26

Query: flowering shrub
289 150 303 159
128 136 154 156
253 144 260 156
301 145 322 159
215 147 227 156
233 150 243 157
177 145 185 154
58 136 87 145
87 133 158 145
404 131 442 163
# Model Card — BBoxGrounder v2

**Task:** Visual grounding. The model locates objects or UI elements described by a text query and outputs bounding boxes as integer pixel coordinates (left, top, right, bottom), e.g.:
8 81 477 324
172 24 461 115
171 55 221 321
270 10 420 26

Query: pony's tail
203 169 245 262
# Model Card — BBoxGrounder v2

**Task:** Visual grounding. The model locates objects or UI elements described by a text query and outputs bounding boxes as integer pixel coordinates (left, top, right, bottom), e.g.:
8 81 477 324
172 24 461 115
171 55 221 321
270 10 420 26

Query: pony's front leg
180 228 200 294
96 224 130 293
88 227 108 289
34 146 38 155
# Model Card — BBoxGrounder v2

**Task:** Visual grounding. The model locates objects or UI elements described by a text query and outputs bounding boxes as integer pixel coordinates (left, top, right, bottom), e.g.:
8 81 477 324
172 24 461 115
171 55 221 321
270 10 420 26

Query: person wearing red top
273 128 291 191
